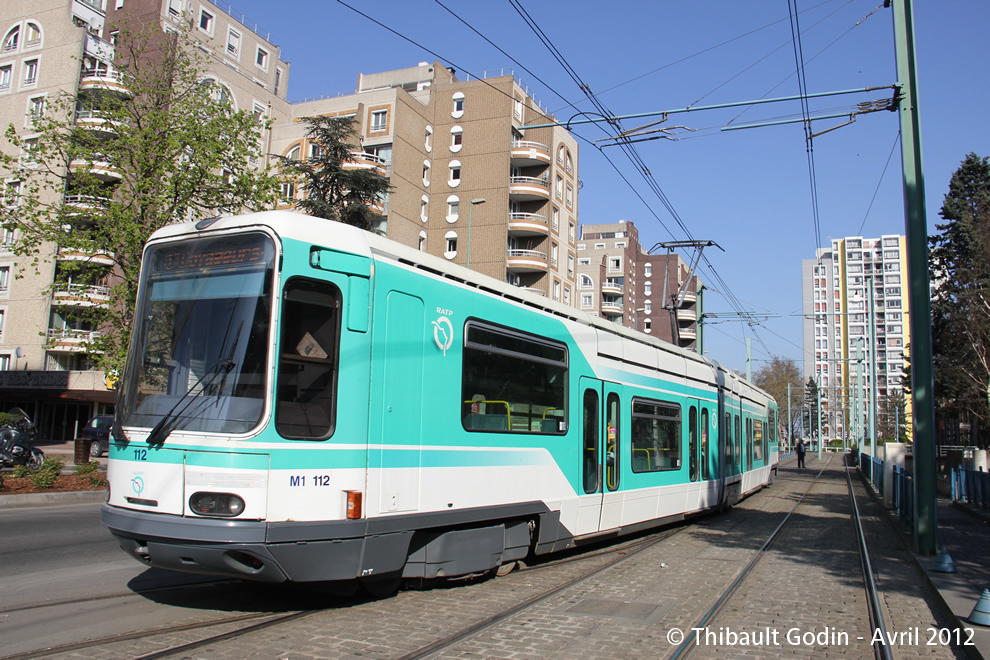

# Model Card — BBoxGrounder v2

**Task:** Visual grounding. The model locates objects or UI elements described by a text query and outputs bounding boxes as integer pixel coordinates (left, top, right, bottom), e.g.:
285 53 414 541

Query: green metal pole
787 382 792 450
697 285 704 355
891 0 937 555
868 279 877 459
817 376 822 460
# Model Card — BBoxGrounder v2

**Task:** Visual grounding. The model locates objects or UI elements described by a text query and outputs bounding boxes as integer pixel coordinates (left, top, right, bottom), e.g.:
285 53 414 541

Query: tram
102 210 778 590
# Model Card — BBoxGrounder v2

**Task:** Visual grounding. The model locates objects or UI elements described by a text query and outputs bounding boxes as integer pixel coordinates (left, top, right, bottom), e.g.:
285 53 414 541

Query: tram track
667 454 893 660
3 522 687 660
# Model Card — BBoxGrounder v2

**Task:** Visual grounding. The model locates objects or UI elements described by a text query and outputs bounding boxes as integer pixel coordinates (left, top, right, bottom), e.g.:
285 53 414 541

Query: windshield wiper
145 357 235 447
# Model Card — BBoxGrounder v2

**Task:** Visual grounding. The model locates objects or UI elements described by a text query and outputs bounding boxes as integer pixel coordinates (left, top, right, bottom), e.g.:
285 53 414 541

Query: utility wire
856 131 900 236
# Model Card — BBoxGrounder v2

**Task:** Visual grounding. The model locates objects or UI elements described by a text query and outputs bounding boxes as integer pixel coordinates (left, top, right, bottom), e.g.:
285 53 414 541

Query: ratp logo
432 316 454 356
131 475 145 496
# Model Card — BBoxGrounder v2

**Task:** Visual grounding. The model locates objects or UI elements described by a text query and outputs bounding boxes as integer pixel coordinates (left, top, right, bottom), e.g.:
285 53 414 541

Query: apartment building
576 220 701 350
802 235 912 442
0 0 289 439
270 62 579 300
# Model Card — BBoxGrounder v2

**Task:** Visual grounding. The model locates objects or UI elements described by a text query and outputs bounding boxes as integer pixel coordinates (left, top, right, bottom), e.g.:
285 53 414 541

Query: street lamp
465 198 486 269
634 307 646 331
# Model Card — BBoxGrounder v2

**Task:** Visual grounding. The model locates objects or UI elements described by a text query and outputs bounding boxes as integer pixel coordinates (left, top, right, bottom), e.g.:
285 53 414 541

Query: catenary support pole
891 0 936 555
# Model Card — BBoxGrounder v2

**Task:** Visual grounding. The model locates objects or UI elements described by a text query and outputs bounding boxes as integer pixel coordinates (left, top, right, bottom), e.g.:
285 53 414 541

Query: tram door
576 377 622 536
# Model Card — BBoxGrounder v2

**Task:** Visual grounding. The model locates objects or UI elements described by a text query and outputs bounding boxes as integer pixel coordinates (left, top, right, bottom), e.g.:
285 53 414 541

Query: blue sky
223 0 989 375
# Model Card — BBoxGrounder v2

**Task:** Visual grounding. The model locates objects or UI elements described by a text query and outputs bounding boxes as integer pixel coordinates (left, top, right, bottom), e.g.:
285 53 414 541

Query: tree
277 115 392 231
803 376 823 440
928 153 990 447
0 18 279 372
877 391 907 443
752 355 804 442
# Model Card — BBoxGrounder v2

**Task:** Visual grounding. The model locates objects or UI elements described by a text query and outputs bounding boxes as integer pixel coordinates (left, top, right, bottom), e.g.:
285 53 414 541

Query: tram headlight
189 492 245 517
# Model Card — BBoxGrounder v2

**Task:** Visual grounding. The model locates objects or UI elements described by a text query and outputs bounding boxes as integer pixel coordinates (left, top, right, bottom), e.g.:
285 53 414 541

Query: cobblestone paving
50 456 971 659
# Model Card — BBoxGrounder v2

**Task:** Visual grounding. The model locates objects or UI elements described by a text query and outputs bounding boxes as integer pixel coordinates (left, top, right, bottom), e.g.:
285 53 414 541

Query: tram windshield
117 232 276 435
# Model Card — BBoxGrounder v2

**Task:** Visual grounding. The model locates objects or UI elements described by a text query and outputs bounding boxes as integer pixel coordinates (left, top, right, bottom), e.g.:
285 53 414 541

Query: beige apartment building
272 62 579 300
576 220 701 350
0 0 289 439
0 4 583 440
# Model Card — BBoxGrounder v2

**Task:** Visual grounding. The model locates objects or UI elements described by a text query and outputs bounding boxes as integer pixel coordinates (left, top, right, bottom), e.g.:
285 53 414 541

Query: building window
167 0 182 16
422 160 431 186
448 160 461 187
555 175 563 199
609 257 621 272
581 293 593 308
566 183 573 208
452 92 465 118
578 258 590 266
420 195 429 222
3 27 19 53
446 196 460 222
419 231 427 251
25 23 41 49
286 145 300 162
226 29 241 57
645 300 652 313
22 59 39 86
644 319 652 333
644 282 652 295
580 274 593 289
0 267 9 292
280 182 295 202
567 254 574 278
563 286 571 305
256 47 269 71
644 263 652 277
0 65 12 92
553 280 561 301
424 125 433 152
3 180 20 208
551 242 558 267
371 109 388 132
199 9 215 35
444 231 458 259
514 95 523 120
450 126 463 152
569 220 575 242
552 206 559 232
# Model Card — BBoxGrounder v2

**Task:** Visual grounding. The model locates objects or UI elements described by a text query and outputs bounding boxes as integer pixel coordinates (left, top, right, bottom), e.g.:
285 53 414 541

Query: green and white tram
103 210 778 589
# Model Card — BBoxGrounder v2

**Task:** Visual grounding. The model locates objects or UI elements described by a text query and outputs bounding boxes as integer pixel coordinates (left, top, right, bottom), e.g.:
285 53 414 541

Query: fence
950 466 990 511
860 452 884 496
891 465 914 524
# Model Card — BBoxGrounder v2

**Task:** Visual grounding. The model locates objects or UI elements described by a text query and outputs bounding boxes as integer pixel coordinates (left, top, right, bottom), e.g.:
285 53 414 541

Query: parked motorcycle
0 407 43 469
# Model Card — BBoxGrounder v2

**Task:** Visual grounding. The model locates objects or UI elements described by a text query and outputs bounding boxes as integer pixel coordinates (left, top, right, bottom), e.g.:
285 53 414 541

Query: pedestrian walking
796 438 806 468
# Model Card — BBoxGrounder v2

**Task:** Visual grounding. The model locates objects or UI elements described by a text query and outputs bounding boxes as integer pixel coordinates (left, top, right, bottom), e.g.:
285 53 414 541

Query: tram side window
701 408 710 480
768 408 776 446
631 398 681 472
461 321 567 434
724 412 733 466
689 406 698 482
734 415 741 469
275 278 341 440
606 392 620 491
747 418 754 470
754 420 764 461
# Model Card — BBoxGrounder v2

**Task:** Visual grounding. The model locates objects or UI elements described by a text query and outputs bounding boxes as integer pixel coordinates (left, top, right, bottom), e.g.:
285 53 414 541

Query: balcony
601 280 623 295
343 151 388 177
601 299 623 313
508 176 550 202
75 110 120 137
70 156 122 182
680 290 697 304
47 328 103 353
678 326 697 341
506 249 548 273
56 246 115 267
507 212 549 237
78 68 131 97
676 308 696 323
510 140 551 167
52 282 110 308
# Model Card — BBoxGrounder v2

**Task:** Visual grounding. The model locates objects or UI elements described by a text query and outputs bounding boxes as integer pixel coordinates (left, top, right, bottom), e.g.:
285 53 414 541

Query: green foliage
12 465 30 478
88 474 107 487
29 457 64 490
753 355 804 438
277 115 393 232
73 460 101 476
0 17 280 372
928 152 990 446
0 412 21 427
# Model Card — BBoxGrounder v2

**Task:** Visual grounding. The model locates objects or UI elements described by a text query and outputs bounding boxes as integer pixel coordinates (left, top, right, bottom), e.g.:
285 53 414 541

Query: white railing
508 212 547 225
509 176 549 188
511 140 550 153
53 282 110 298
508 249 547 260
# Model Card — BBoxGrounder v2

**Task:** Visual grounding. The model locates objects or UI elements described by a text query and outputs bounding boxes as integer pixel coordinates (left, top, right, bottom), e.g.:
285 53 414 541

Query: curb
0 489 106 510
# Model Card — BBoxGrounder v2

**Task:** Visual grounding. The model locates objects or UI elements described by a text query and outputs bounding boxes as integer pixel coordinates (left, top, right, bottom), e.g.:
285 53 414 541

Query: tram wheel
495 561 518 577
359 571 403 599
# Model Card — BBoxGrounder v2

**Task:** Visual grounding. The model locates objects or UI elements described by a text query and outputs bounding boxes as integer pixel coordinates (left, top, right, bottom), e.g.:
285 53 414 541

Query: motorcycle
0 407 44 469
